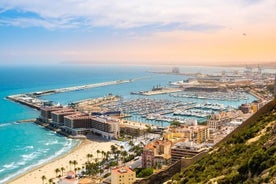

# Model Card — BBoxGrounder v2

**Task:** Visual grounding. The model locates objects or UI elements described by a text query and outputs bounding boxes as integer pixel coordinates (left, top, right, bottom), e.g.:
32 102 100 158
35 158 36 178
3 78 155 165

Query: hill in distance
168 100 276 184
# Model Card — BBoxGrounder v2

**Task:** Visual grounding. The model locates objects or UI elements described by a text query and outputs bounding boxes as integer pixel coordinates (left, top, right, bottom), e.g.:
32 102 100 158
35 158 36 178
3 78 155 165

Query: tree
106 151 111 160
121 151 128 162
55 168 60 177
87 153 93 162
120 145 124 152
60 167 65 176
97 150 101 158
48 178 53 184
101 150 106 160
41 175 46 184
129 140 134 147
69 160 73 170
87 153 90 162
170 120 180 127
72 160 78 171
136 168 154 178
111 145 118 155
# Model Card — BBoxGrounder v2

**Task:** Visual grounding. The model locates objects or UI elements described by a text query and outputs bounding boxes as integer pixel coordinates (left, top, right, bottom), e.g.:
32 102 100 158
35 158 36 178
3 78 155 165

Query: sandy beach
8 137 115 184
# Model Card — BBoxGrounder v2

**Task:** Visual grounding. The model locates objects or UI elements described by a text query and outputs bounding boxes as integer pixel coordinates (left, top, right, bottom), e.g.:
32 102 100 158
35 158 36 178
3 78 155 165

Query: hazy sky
0 0 276 65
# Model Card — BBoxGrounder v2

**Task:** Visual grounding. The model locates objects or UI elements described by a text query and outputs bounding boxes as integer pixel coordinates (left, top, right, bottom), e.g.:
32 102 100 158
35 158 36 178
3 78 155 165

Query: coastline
7 137 115 184
6 139 82 184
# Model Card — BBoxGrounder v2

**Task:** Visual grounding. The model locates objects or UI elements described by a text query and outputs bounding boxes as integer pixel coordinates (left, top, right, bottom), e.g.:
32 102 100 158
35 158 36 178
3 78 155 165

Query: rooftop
112 166 134 175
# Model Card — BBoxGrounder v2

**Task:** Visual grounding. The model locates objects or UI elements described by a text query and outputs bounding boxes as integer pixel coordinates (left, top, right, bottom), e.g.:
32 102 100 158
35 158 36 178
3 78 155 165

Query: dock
131 87 183 96
17 119 36 123
6 78 142 110
30 79 136 97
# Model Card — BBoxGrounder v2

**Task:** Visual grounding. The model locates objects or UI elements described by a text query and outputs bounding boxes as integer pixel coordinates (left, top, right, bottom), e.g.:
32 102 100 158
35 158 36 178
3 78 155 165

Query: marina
170 91 249 101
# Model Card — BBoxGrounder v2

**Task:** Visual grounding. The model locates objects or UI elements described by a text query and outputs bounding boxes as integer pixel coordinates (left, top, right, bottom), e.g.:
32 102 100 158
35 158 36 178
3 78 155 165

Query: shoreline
6 139 82 184
7 136 115 184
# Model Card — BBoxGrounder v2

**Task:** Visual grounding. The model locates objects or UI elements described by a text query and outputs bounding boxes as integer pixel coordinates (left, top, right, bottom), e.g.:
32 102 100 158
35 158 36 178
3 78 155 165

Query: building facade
142 140 172 168
164 125 209 144
111 166 136 184
39 106 63 123
91 116 120 139
51 108 76 126
171 141 207 162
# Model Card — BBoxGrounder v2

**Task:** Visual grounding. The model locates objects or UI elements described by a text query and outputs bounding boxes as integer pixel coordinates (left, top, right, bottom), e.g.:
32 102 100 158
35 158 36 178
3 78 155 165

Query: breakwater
6 78 140 110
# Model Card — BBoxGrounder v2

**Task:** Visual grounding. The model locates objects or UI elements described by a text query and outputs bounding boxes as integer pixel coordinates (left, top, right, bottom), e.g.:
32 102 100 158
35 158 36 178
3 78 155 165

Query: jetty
17 119 36 123
131 87 183 96
29 79 135 97
6 78 142 110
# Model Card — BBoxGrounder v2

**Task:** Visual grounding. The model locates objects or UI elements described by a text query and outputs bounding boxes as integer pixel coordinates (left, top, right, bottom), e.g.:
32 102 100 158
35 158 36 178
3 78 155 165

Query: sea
0 64 269 183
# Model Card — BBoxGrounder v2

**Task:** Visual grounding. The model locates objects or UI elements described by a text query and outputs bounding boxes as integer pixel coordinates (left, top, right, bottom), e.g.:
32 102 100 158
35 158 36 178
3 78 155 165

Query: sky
0 0 276 66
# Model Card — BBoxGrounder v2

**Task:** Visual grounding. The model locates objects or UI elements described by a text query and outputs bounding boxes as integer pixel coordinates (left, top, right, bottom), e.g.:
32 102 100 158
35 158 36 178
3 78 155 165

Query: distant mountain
167 100 276 184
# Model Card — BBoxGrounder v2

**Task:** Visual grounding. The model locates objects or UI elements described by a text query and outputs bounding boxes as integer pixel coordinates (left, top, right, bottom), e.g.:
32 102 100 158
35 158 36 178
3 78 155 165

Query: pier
30 79 137 97
131 87 183 96
6 78 141 110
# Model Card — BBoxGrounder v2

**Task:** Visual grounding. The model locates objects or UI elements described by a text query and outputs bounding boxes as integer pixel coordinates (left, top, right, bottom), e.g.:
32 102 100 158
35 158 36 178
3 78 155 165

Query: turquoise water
0 65 258 183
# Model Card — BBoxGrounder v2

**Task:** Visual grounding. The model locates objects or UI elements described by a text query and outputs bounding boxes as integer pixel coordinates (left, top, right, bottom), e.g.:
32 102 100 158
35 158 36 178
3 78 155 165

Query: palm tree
60 167 65 176
96 150 100 158
101 150 105 159
129 140 134 147
115 150 121 161
90 153 94 162
41 175 46 184
48 178 53 184
121 151 128 162
55 168 60 177
111 145 118 156
86 153 91 162
72 160 78 171
106 151 111 160
120 145 124 152
69 160 73 170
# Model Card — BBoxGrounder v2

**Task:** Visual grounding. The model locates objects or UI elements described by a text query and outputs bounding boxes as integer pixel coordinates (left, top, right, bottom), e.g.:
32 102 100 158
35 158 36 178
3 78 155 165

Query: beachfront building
62 113 92 135
164 125 209 144
111 166 136 184
38 106 121 139
91 116 120 139
39 106 63 123
142 140 172 168
51 108 76 126
64 113 91 129
58 171 78 184
171 141 207 162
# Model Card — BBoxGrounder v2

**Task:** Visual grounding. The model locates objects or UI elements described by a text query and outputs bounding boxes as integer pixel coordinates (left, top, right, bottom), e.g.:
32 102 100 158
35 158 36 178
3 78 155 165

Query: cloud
0 0 275 32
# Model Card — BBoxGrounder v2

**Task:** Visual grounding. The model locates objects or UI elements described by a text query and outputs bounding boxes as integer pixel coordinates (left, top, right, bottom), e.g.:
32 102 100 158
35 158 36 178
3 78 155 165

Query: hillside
168 102 276 184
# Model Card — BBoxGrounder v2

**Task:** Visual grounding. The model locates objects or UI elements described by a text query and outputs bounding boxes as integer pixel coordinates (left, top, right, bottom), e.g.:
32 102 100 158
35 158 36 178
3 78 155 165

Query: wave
21 152 39 161
0 122 15 127
15 145 34 151
0 140 79 184
44 139 59 146
47 132 56 136
3 162 16 169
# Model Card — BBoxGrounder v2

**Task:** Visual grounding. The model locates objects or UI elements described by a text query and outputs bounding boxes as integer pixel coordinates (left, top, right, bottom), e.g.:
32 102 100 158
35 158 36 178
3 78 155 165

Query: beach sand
8 136 115 184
